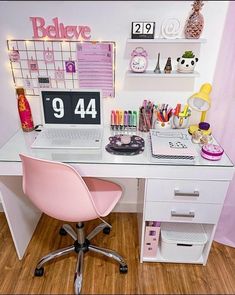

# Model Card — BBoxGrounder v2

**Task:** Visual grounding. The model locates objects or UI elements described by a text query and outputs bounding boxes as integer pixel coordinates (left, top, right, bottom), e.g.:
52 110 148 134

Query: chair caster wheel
103 227 111 234
59 227 67 236
119 264 128 274
34 267 44 276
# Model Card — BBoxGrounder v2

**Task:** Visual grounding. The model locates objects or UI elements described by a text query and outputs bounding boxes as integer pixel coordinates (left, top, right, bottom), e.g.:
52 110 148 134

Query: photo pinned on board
43 48 54 63
28 57 38 72
9 47 20 62
65 60 76 73
55 67 65 81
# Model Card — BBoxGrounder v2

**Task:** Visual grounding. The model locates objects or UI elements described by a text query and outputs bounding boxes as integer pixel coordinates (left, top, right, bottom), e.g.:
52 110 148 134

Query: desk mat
105 134 145 155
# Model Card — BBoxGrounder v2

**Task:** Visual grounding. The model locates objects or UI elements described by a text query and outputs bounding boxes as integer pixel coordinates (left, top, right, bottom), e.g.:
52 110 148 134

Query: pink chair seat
83 178 122 216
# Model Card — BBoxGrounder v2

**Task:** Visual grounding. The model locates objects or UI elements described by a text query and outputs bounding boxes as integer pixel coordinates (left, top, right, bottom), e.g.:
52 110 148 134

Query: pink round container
201 144 224 161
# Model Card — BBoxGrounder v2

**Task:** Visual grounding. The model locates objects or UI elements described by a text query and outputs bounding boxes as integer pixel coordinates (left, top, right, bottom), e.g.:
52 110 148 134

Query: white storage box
160 223 207 262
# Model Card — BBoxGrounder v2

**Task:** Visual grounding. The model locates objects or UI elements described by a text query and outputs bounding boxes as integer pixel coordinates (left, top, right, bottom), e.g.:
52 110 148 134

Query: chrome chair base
34 222 128 294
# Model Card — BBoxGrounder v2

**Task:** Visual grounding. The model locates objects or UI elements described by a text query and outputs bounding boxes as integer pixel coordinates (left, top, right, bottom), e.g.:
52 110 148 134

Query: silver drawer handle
174 189 199 197
171 210 195 218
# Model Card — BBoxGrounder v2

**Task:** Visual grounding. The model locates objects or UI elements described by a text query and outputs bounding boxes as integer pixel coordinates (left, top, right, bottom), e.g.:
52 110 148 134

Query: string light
7 35 14 41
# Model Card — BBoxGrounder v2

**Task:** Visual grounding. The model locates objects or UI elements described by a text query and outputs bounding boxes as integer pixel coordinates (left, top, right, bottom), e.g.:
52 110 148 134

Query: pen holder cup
153 120 171 129
170 115 190 129
138 112 150 132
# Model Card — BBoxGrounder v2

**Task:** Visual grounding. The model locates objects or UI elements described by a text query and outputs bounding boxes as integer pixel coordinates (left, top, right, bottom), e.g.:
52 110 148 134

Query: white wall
0 1 229 210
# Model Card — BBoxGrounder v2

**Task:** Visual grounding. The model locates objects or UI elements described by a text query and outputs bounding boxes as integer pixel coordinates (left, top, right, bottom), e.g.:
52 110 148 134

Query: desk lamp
187 83 212 135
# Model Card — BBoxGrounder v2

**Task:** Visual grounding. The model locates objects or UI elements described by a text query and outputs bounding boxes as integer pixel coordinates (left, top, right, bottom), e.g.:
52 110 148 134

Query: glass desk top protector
0 128 233 168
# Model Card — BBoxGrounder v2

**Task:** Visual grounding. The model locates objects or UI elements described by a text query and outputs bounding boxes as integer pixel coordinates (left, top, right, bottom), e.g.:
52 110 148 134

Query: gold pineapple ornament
184 0 204 39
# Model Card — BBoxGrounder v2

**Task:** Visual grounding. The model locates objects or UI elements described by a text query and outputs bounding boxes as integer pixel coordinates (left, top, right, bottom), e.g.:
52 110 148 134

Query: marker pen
111 110 115 130
115 110 119 130
119 110 124 130
128 111 132 128
132 111 137 130
124 111 128 129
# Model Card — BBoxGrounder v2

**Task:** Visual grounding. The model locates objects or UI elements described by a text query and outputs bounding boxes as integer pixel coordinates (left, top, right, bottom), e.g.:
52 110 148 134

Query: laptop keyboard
41 128 101 141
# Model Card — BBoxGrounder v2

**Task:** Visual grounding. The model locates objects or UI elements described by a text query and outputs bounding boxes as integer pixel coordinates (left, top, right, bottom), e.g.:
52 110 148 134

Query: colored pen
174 104 181 116
179 104 189 117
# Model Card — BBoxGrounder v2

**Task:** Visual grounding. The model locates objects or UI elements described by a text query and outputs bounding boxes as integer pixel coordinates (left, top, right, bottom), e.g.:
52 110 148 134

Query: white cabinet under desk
138 166 233 265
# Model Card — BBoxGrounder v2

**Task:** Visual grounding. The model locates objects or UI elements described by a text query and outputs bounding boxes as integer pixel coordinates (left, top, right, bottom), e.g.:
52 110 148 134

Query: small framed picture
28 57 38 72
131 22 155 39
38 76 51 88
65 60 76 73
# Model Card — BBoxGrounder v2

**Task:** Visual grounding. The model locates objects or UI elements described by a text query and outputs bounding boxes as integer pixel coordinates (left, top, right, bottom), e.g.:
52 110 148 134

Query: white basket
160 223 207 262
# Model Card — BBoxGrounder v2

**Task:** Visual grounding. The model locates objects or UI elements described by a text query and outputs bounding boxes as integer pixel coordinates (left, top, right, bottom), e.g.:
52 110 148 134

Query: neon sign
30 17 91 40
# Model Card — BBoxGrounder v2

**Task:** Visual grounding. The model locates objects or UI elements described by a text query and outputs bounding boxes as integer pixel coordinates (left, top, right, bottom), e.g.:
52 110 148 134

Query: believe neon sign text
30 17 91 40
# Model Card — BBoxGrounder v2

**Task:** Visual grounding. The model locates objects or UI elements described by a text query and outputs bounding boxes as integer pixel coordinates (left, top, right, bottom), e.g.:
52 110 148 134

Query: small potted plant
177 51 198 73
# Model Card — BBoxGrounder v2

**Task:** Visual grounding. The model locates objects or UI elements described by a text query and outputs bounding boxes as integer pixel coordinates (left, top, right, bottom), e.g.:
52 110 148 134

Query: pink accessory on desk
201 144 224 161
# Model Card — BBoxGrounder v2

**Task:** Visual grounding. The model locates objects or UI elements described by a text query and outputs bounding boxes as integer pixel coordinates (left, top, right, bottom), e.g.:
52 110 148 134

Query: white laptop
31 89 103 149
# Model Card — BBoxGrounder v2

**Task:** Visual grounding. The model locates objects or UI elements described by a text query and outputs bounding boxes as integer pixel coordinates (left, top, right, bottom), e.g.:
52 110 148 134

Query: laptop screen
41 90 102 125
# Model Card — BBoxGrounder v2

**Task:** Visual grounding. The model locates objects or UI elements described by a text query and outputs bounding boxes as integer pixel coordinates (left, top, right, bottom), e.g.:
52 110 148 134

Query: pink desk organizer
143 221 161 258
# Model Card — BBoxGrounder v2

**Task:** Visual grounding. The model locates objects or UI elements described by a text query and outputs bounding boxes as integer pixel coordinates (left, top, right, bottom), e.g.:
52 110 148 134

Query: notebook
31 89 103 149
149 129 198 164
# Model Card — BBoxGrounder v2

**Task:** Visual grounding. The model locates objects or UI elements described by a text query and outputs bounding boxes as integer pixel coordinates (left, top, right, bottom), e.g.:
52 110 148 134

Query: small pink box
201 144 224 161
143 222 161 258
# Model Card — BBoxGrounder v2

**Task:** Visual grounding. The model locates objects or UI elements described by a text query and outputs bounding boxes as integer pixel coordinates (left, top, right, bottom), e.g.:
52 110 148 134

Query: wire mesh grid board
7 39 116 98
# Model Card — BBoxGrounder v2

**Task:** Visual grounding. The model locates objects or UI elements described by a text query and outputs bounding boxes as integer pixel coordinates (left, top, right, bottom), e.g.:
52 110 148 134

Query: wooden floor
0 212 235 294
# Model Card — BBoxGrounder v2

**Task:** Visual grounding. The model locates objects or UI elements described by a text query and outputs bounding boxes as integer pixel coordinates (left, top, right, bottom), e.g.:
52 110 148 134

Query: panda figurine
177 51 199 73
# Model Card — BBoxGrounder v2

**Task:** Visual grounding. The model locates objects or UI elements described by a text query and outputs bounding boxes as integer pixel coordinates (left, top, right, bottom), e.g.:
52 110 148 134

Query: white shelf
126 70 200 78
127 38 207 44
143 252 204 264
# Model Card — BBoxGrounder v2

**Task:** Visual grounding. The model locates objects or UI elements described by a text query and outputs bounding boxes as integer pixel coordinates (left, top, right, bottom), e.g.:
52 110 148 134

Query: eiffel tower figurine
154 52 161 73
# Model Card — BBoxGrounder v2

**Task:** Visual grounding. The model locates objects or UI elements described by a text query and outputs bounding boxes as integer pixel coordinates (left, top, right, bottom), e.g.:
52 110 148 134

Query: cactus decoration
182 51 195 58
184 0 204 39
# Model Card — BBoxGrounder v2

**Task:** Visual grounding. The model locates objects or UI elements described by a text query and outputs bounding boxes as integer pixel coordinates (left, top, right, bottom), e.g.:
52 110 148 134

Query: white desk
0 128 234 264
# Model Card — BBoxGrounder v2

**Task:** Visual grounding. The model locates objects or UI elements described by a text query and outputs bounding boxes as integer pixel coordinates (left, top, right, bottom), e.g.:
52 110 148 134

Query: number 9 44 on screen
42 91 101 125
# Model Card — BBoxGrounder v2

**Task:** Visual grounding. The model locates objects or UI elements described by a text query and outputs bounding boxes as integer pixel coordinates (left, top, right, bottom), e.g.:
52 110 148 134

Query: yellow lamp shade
187 83 212 112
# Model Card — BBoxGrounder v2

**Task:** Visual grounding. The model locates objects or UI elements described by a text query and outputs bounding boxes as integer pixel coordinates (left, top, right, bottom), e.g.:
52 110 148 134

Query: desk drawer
145 201 222 224
146 179 229 204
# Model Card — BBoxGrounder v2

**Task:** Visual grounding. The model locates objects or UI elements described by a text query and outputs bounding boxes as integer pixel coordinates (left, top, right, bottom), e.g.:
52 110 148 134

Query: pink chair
19 154 128 294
